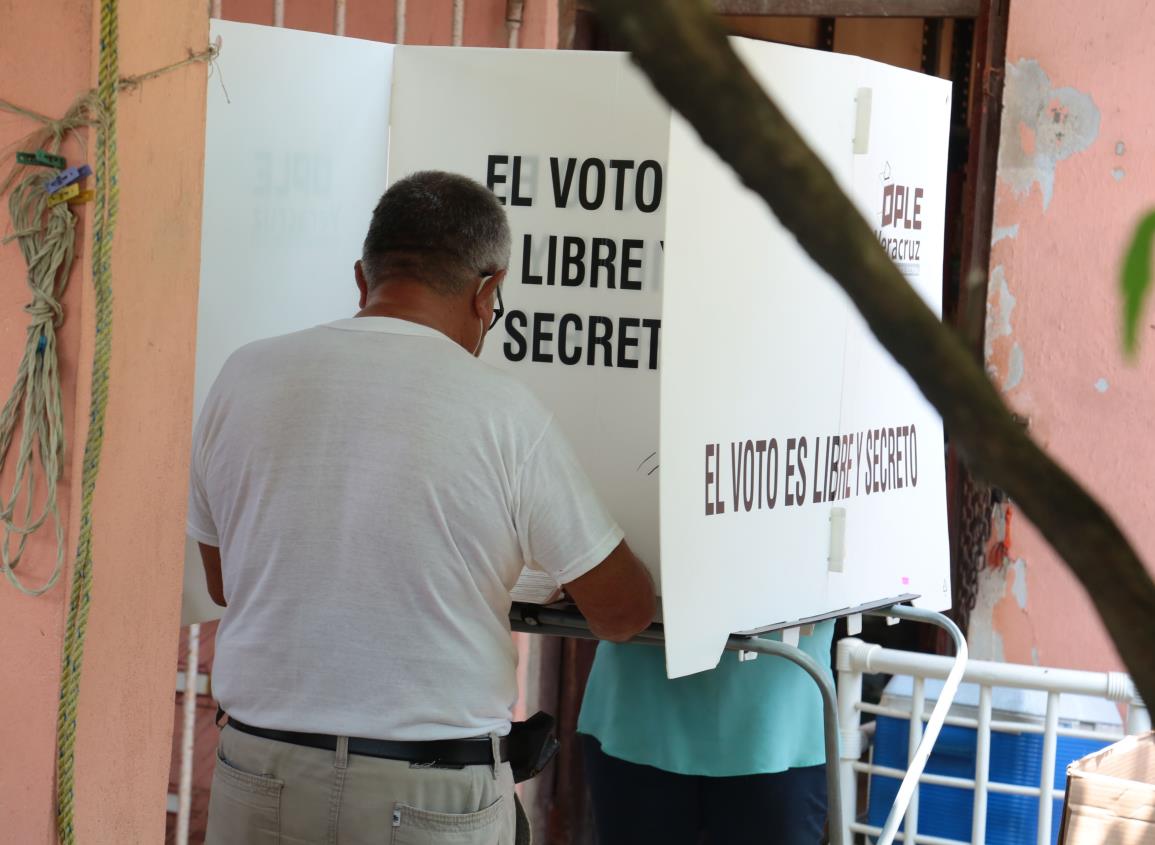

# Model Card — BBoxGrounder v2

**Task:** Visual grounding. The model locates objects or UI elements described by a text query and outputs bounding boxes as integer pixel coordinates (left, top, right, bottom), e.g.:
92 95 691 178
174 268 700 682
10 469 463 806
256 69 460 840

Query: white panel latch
854 87 872 155
828 507 847 572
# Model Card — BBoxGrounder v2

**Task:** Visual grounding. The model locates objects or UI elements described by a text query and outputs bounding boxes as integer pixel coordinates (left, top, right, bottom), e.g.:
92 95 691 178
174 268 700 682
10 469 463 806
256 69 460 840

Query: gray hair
360 170 511 295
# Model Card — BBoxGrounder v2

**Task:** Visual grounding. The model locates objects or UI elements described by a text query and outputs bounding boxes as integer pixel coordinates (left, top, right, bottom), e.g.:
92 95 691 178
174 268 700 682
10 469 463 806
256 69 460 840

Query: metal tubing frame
906 676 926 840
840 643 1142 699
836 646 864 842
1036 693 1060 845
1127 698 1151 734
724 634 847 841
842 631 1148 844
972 684 992 845
856 702 1126 743
849 760 1065 799
864 605 968 845
512 602 964 845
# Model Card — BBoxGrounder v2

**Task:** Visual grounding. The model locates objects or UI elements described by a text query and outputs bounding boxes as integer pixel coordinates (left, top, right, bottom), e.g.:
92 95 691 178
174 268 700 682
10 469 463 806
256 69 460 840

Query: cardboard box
1059 731 1155 844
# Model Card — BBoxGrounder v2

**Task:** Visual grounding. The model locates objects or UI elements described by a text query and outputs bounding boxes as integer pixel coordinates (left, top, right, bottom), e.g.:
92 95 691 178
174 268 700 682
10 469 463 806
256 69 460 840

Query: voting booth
188 21 952 679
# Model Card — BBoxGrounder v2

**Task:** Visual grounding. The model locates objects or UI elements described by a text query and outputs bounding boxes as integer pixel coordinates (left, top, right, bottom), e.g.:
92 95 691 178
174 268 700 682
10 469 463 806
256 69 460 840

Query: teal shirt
577 621 834 777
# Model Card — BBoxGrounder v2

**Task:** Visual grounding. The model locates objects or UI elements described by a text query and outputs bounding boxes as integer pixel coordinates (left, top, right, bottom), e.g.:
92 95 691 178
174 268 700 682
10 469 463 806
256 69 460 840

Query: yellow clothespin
46 184 80 207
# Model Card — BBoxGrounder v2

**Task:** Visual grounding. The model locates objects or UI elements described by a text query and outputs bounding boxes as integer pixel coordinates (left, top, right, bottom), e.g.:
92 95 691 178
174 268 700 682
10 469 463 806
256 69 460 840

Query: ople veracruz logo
875 161 926 281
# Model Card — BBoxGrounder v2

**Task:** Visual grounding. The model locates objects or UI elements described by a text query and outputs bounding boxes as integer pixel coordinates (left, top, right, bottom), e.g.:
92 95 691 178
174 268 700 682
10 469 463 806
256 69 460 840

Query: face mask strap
473 277 489 356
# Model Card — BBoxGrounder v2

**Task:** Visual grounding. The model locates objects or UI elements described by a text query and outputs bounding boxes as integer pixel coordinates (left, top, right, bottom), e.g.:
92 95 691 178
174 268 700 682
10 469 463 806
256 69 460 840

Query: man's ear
354 260 369 309
472 269 508 319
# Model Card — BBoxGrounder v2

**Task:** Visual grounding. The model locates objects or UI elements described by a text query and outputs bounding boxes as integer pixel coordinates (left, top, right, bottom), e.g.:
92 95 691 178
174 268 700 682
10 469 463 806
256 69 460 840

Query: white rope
0 167 74 596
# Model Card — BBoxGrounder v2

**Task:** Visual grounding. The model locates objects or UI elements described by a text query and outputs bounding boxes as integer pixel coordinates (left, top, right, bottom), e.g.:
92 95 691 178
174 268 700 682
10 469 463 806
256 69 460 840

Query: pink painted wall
977 0 1155 672
0 1 207 842
0 4 92 841
73 1 208 839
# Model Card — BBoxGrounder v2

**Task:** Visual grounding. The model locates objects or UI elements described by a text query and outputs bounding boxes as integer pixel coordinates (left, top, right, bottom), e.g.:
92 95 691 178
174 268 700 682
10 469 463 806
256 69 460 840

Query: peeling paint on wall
985 265 1017 360
1006 343 1025 390
970 551 1041 666
970 503 1011 661
969 500 1042 666
1011 557 1029 609
985 264 1024 392
992 224 1020 245
969 567 1008 662
998 59 1101 209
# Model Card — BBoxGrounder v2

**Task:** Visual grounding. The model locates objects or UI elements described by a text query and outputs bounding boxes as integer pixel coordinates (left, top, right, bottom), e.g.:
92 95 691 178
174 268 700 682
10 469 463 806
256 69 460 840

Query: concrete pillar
0 0 206 840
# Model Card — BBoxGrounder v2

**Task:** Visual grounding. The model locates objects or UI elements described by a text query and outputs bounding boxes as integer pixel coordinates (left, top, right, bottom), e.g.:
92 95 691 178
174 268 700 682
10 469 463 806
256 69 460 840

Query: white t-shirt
188 317 622 741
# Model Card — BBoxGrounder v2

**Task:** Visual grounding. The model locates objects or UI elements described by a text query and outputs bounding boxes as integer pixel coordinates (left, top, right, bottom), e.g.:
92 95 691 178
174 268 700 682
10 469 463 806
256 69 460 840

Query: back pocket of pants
206 750 284 845
391 795 507 845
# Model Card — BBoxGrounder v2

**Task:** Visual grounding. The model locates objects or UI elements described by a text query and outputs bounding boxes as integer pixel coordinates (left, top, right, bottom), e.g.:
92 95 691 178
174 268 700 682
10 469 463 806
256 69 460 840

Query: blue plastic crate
866 715 1111 844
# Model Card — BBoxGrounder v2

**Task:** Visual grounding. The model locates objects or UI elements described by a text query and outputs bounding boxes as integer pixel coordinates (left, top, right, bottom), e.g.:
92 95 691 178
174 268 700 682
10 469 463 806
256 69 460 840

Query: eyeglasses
481 273 504 330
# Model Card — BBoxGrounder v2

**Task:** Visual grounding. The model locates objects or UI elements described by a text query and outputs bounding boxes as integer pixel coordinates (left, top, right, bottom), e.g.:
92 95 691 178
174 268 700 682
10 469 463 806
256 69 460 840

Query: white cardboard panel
188 31 953 676
837 61 953 614
182 21 393 625
659 40 952 677
659 41 860 677
387 47 669 582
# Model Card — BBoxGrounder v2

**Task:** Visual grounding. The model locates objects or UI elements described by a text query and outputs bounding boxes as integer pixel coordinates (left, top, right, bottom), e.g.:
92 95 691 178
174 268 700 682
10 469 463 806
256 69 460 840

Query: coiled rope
0 41 218 595
0 165 76 595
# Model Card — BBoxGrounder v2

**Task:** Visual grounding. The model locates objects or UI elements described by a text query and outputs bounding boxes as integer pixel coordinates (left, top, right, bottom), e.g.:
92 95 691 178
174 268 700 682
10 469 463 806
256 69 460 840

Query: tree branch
592 0 1155 703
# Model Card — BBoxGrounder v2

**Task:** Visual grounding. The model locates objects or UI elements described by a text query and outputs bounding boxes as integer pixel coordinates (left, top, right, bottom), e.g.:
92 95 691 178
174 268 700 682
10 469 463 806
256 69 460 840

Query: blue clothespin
46 165 92 195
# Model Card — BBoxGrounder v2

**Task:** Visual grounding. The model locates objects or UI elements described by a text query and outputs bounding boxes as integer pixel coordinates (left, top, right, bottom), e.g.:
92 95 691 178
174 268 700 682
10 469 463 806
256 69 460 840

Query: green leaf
1121 210 1155 358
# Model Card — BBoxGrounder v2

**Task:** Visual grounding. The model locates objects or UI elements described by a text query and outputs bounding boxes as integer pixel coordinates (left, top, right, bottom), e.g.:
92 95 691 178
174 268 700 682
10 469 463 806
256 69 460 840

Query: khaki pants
207 724 526 845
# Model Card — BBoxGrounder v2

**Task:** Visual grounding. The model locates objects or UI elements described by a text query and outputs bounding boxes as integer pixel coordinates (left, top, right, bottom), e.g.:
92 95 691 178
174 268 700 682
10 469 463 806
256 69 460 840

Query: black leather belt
225 715 509 766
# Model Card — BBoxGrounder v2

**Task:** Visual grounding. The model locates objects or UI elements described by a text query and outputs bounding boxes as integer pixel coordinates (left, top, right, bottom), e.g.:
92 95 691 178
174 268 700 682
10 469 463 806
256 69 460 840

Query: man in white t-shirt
189 170 655 845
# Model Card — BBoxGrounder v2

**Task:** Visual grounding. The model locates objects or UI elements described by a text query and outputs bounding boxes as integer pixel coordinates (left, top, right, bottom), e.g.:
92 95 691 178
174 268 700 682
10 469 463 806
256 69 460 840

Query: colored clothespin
46 165 92 195
46 184 80 208
16 150 66 169
67 189 96 205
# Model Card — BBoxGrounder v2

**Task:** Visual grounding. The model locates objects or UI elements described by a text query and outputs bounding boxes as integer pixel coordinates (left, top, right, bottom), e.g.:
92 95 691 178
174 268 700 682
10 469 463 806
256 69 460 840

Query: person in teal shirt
578 621 833 844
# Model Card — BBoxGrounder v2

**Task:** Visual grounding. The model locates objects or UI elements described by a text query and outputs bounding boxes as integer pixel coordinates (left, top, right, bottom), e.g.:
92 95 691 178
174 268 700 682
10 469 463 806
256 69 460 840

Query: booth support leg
863 606 967 845
510 603 967 845
721 636 845 845
836 638 865 845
